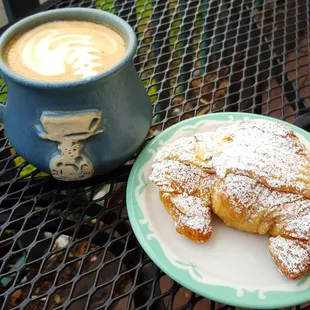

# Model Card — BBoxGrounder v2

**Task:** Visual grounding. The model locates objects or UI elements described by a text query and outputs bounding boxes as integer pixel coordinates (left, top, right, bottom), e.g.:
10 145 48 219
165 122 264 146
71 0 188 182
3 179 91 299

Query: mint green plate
126 112 310 309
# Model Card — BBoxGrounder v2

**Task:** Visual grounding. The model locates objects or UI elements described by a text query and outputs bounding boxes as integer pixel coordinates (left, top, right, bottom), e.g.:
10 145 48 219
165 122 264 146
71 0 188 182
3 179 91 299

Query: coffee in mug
0 8 152 181
3 21 126 82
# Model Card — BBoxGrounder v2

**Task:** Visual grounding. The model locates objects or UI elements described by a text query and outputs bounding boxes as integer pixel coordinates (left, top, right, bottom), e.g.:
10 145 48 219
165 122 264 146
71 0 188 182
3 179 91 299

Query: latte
3 21 126 82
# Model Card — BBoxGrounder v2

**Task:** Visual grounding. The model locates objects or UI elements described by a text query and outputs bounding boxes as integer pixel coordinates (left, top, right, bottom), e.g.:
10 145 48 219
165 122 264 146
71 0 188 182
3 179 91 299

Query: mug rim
0 8 137 89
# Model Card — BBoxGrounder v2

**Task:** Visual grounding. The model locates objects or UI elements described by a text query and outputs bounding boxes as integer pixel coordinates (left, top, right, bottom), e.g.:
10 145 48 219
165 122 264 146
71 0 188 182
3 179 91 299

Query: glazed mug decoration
0 8 152 181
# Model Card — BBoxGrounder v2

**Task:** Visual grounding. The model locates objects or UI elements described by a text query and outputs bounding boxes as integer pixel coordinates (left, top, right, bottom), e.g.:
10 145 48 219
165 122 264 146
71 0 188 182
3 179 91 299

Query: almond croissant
149 119 310 279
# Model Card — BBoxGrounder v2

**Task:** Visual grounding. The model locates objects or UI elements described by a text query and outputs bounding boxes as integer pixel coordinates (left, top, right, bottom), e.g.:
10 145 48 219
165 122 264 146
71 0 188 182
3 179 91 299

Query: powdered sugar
257 187 302 209
154 135 213 171
284 213 310 240
149 160 209 195
269 236 309 277
223 174 260 214
149 135 214 236
221 173 310 241
172 193 208 217
278 200 310 240
199 119 310 197
172 193 212 235
222 173 304 214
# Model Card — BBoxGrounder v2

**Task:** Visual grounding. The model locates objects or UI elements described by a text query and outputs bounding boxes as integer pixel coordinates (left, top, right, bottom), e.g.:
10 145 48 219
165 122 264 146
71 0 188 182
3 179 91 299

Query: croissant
212 173 310 279
150 137 215 242
196 119 310 198
149 119 310 279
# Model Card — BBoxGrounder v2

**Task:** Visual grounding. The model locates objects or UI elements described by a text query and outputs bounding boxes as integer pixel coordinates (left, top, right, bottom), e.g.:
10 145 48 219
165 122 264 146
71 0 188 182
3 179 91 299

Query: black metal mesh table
1 0 310 309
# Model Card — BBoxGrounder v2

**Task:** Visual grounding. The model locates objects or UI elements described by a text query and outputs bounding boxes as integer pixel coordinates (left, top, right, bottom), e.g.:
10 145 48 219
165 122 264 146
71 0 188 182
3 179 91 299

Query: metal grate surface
1 0 310 309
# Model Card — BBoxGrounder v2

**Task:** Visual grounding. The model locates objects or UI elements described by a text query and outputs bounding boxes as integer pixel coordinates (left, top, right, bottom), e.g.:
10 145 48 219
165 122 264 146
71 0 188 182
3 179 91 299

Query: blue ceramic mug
0 8 152 181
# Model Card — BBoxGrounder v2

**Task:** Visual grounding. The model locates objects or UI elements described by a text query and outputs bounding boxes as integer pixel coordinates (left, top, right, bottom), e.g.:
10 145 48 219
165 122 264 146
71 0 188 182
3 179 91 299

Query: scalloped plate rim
126 112 310 309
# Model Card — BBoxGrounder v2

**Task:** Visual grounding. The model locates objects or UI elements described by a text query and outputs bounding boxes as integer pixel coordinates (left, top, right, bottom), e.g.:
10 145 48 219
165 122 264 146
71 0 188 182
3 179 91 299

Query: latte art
23 31 117 78
4 21 126 82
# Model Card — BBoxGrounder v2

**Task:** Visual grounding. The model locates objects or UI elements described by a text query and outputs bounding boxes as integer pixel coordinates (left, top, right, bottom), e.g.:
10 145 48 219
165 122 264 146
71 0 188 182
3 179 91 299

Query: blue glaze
0 8 152 181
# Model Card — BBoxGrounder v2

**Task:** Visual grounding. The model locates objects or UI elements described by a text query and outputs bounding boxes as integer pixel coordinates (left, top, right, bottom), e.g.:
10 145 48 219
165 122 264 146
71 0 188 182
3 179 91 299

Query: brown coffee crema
3 21 127 82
